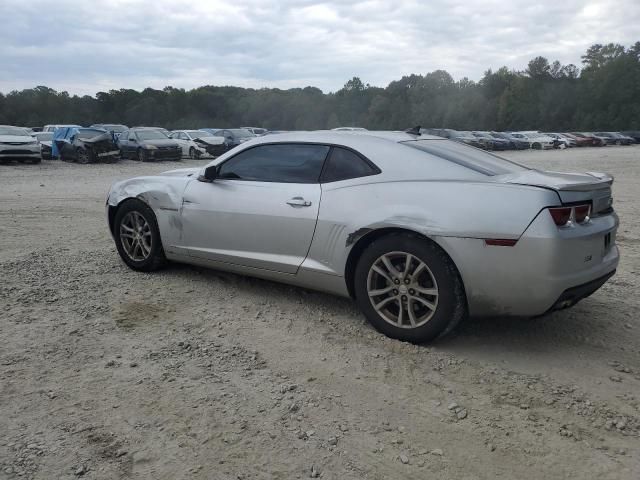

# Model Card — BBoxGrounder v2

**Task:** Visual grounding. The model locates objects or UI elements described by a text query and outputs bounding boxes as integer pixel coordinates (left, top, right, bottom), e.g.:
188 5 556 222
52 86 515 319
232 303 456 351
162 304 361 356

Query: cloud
0 0 638 95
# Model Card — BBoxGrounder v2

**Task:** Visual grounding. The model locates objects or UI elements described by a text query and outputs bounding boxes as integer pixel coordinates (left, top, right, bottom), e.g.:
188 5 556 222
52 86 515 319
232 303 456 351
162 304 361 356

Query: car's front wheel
77 149 91 164
114 199 166 272
189 147 199 159
354 233 466 343
137 148 149 162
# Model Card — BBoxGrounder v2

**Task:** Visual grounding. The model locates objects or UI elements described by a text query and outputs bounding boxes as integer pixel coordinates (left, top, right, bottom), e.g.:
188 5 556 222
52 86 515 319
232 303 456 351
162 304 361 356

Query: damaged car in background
53 127 120 163
170 130 226 158
105 130 619 344
33 131 55 159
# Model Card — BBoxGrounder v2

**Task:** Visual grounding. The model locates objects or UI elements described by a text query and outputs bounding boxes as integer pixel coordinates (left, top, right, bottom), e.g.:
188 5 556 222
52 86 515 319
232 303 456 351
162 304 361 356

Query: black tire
137 148 149 162
29 157 42 164
532 142 541 150
354 233 467 343
188 147 199 159
77 149 90 164
113 199 166 272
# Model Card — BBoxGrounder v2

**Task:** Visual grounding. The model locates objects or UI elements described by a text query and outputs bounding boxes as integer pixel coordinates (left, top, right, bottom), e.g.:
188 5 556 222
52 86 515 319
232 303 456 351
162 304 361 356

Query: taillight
549 207 572 226
548 204 591 227
574 204 591 223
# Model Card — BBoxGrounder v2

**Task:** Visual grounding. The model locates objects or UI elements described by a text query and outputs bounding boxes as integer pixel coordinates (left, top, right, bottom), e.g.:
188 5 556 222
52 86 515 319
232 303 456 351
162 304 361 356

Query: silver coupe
106 130 619 343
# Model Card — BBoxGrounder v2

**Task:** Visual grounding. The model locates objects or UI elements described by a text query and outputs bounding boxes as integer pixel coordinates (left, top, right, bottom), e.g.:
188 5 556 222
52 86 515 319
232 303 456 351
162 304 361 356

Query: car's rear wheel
532 142 541 150
188 147 199 159
354 233 466 343
114 199 166 272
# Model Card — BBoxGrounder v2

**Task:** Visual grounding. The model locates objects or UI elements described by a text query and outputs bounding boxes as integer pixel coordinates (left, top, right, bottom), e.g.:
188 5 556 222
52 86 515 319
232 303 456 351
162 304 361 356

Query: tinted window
321 147 378 183
219 144 329 183
403 140 528 176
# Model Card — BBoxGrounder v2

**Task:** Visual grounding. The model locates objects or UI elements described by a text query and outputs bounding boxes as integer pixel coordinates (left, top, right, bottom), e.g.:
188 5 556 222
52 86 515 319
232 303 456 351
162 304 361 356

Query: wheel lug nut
404 279 410 284
394 279 400 284
401 295 407 301
409 289 415 295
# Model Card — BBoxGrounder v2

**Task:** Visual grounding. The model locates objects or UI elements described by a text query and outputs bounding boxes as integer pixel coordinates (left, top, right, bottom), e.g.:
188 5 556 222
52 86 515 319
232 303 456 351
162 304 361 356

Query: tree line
1 42 638 131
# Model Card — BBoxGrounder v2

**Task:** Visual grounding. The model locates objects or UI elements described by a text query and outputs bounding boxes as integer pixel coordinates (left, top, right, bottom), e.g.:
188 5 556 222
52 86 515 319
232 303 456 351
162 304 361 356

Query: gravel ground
1 146 639 479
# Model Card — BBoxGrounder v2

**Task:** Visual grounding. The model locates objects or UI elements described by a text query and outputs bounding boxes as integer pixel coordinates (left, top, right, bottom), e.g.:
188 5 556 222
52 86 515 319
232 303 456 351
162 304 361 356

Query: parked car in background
106 130 619 344
511 132 555 149
170 130 226 158
621 131 640 143
472 131 510 150
52 127 119 163
118 128 181 162
33 131 55 159
490 132 530 150
572 133 606 147
544 133 574 148
91 124 128 137
594 132 634 146
241 127 269 136
0 125 41 163
562 133 592 147
211 129 256 151
43 124 81 132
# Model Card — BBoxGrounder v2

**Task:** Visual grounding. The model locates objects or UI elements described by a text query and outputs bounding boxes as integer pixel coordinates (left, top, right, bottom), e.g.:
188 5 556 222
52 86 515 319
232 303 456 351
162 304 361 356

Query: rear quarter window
402 139 528 176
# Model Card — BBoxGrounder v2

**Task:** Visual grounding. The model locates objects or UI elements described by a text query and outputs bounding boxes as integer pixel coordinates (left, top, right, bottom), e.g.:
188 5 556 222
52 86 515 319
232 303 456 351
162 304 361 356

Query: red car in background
568 132 605 147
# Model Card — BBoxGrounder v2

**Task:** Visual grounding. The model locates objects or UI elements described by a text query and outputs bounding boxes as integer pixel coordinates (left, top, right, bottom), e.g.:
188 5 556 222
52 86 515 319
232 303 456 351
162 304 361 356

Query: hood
140 139 179 147
0 135 36 143
159 167 201 177
193 136 225 146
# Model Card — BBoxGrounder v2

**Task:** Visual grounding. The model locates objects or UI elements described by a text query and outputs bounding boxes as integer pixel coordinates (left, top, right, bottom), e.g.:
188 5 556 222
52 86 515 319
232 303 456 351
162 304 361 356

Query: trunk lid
498 169 614 214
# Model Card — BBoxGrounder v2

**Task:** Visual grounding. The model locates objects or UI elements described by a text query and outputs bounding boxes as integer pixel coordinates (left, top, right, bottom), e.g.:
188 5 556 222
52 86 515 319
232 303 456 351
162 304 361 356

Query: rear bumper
436 211 619 317
546 270 615 313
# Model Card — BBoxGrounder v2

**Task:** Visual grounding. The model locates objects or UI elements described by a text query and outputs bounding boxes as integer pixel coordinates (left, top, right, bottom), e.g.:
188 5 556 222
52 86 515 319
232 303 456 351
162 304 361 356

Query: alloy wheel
367 251 439 329
119 211 152 261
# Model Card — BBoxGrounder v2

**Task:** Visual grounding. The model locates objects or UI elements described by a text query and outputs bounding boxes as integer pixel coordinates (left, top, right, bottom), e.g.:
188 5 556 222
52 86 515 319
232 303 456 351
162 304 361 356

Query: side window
218 144 329 183
321 147 379 183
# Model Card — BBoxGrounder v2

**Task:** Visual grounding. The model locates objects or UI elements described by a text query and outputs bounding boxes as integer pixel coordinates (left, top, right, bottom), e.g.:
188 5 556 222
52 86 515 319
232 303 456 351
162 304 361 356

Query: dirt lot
1 146 639 479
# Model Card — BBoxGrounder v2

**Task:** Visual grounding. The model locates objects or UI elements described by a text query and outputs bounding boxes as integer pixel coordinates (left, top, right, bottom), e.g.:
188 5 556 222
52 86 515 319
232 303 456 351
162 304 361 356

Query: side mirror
198 165 218 183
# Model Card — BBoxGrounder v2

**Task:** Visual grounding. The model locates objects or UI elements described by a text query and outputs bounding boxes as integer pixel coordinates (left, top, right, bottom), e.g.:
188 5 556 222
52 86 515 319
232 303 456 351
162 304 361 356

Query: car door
119 130 132 158
177 143 329 274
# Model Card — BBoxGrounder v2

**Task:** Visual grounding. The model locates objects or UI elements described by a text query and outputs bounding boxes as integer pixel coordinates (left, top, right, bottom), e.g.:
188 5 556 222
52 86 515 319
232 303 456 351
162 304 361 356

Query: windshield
403 139 529 176
186 130 207 138
76 129 105 139
34 132 54 141
103 125 127 133
0 126 31 136
229 129 255 139
135 130 168 140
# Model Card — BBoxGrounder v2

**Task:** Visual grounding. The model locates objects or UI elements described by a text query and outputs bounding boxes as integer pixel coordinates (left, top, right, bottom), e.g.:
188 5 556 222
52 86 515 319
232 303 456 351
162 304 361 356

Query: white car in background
170 130 226 159
0 125 41 163
512 132 555 150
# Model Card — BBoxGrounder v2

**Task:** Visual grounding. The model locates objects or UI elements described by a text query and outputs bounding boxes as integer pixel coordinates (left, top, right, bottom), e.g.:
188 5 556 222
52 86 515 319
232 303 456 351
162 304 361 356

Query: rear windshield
402 139 529 176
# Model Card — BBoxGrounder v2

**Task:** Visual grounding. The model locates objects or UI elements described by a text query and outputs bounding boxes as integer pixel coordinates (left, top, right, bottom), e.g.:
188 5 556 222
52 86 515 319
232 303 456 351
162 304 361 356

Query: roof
245 130 443 145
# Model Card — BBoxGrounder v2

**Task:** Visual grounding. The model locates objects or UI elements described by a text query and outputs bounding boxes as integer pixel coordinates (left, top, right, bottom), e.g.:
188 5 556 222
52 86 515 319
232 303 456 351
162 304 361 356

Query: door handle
286 197 312 207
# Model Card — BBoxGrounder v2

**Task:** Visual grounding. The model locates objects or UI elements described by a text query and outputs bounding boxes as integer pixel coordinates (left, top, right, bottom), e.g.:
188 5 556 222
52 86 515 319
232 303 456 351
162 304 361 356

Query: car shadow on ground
158 262 629 361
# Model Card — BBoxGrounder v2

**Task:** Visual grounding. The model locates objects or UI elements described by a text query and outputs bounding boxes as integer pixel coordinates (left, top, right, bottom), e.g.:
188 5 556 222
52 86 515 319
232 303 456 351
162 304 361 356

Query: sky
0 0 638 96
